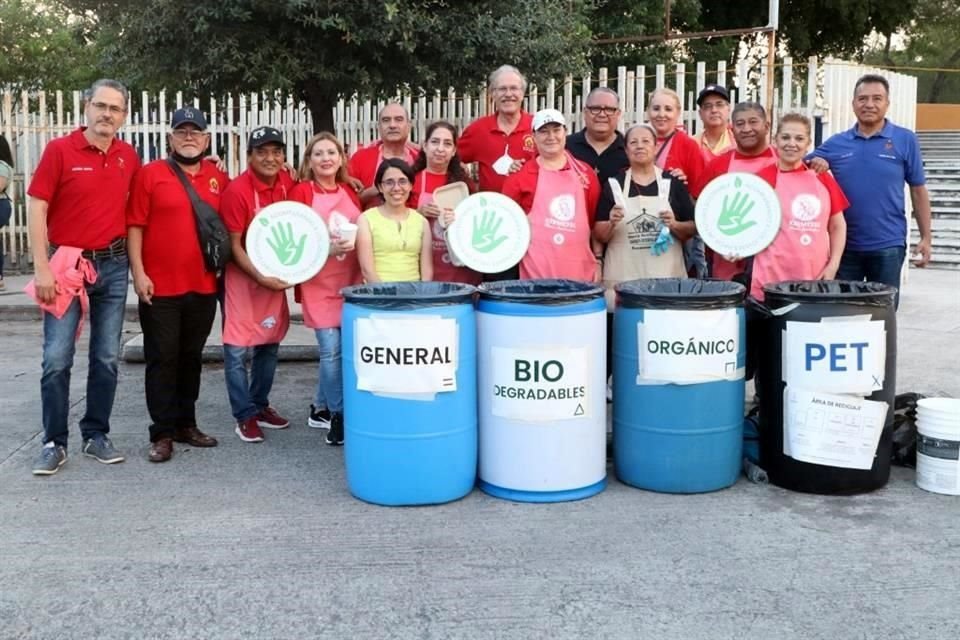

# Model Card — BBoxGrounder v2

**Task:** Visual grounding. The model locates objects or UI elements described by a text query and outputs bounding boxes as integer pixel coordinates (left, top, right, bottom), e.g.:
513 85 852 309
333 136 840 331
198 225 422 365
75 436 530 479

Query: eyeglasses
171 129 208 140
700 101 728 111
90 101 126 115
495 85 524 95
382 178 410 188
585 106 619 116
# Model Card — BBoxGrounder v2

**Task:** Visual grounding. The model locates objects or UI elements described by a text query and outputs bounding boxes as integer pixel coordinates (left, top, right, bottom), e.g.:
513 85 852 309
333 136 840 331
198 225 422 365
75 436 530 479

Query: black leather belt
49 237 127 260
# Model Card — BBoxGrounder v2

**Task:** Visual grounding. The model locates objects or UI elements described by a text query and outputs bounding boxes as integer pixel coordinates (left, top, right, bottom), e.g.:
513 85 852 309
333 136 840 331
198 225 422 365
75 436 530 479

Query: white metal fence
0 57 918 268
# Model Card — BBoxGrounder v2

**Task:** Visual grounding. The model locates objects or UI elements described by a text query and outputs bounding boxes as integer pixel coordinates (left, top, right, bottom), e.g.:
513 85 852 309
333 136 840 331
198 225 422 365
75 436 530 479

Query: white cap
532 108 566 131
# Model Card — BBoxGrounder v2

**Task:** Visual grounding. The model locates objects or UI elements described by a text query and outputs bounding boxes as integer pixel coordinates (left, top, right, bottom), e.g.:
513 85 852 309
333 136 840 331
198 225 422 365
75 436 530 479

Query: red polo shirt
126 159 230 296
27 128 141 249
657 130 705 195
691 147 778 198
347 141 420 188
502 156 601 225
459 112 537 193
220 169 297 242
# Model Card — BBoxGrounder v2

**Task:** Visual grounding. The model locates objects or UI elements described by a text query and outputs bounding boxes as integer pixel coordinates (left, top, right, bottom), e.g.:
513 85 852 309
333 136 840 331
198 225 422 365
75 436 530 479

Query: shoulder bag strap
165 158 206 217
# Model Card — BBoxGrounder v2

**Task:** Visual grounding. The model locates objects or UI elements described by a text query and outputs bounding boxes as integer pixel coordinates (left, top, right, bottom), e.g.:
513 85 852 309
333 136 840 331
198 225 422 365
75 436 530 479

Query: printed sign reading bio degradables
354 315 459 394
490 346 589 421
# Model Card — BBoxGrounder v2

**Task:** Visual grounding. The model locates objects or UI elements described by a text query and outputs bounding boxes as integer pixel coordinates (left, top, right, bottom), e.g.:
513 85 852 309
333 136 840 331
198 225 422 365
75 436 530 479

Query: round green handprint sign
446 192 530 274
695 172 781 258
246 201 330 284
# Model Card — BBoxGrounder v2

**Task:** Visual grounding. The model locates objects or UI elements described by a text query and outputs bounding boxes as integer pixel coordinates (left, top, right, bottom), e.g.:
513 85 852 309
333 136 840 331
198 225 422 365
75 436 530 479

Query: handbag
166 158 232 272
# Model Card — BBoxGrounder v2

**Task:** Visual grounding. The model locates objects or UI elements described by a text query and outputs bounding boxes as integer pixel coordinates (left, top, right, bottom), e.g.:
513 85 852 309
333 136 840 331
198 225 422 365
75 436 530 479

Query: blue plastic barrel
341 282 477 506
477 280 607 502
613 279 746 493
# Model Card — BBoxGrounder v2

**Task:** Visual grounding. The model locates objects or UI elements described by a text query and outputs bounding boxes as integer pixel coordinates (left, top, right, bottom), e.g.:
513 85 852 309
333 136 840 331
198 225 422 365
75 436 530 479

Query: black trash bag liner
341 282 476 309
616 278 745 310
763 280 896 307
891 392 925 468
478 279 603 305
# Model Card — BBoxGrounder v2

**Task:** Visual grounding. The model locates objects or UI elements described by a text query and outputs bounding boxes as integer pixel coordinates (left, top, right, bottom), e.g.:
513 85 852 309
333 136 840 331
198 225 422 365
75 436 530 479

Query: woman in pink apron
410 121 480 285
502 109 602 282
290 133 362 446
751 114 849 301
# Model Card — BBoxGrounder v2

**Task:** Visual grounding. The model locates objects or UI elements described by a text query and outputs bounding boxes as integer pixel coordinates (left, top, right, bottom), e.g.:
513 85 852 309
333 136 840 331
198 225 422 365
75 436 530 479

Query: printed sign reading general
638 308 742 384
490 346 589 421
355 315 458 394
783 319 886 394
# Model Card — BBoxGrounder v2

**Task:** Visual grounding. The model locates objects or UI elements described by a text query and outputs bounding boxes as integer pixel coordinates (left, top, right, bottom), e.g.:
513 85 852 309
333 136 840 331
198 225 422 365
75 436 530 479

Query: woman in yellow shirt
356 158 433 282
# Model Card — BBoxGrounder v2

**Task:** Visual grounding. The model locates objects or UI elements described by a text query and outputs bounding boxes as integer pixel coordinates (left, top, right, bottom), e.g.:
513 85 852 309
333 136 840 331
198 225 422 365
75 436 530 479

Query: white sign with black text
354 315 458 394
490 346 589 421
637 308 742 384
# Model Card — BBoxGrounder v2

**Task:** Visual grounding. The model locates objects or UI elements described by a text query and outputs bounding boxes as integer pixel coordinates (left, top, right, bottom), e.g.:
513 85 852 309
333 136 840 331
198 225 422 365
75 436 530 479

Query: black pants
140 293 217 441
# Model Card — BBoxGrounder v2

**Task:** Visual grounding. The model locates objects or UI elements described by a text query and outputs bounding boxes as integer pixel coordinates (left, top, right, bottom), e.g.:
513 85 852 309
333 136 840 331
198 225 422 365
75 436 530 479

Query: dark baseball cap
697 84 730 106
248 126 285 150
171 107 208 130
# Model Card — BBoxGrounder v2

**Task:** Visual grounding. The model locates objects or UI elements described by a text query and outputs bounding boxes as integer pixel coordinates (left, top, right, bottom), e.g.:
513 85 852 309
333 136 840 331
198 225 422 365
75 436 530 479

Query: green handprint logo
717 177 757 236
471 205 509 254
265 220 306 266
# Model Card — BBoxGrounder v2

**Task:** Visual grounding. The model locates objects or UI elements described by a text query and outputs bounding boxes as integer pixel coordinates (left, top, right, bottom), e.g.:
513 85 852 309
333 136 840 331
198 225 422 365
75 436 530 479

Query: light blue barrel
477 280 607 503
341 282 477 506
613 279 746 493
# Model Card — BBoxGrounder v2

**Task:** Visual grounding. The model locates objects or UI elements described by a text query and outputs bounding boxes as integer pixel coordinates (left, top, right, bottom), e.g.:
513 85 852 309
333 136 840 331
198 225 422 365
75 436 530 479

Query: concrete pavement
0 268 958 639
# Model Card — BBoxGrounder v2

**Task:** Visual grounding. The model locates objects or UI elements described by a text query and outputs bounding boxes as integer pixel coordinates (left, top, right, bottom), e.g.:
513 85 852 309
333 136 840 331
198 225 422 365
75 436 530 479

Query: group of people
23 65 932 475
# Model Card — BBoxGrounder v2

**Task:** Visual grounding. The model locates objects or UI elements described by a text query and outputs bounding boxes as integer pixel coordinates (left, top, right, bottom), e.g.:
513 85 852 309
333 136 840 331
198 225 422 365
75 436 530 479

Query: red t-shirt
459 112 537 193
502 156 601 225
347 141 420 188
691 147 778 198
288 180 363 210
656 130 704 196
27 128 141 249
220 169 297 241
126 159 230 296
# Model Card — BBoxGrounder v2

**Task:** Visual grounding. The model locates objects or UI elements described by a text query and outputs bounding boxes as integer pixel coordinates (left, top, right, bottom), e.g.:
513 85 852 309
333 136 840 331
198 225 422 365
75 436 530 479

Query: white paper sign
638 308 742 384
354 315 458 394
490 346 589 421
783 387 888 470
783 320 885 393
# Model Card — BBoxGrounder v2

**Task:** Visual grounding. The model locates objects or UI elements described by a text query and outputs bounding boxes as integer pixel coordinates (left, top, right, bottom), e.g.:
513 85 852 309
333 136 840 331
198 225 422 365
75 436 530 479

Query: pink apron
750 168 832 300
298 186 362 329
222 190 291 347
419 175 481 285
711 152 779 281
520 155 596 282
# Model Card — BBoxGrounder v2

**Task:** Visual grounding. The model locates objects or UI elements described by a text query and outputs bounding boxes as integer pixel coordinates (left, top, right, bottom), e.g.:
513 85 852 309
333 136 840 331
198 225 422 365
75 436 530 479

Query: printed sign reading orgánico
446 192 530 274
246 201 330 284
695 172 781 258
355 315 458 394
490 346 589 421
638 308 742 384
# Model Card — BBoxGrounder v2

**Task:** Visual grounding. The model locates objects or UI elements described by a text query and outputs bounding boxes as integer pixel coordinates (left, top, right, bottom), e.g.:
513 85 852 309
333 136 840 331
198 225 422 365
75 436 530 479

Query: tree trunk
927 47 960 103
301 81 337 137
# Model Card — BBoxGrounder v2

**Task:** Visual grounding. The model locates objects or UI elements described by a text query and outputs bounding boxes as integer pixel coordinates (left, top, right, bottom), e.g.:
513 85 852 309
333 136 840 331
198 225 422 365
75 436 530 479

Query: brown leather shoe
173 425 218 448
148 438 173 463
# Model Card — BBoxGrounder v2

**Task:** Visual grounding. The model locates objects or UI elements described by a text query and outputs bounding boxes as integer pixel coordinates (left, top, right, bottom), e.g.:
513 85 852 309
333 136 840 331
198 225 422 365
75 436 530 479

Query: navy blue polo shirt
810 120 925 251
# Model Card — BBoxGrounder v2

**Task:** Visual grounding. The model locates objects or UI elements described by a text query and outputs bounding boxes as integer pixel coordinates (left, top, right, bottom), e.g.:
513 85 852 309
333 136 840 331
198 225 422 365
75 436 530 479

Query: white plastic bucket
916 399 960 496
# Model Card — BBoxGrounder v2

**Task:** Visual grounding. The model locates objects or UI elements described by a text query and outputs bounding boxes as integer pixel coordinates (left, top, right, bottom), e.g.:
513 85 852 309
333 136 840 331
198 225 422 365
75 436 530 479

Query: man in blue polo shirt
810 73 932 307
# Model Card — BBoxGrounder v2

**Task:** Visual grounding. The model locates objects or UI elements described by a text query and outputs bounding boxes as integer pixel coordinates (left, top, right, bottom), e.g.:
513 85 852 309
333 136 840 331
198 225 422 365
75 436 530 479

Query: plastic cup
337 222 358 244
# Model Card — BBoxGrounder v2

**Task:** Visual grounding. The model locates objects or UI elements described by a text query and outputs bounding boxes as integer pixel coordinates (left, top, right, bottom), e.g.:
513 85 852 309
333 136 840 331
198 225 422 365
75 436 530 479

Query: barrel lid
616 278 745 309
342 282 476 306
763 280 896 305
478 279 603 304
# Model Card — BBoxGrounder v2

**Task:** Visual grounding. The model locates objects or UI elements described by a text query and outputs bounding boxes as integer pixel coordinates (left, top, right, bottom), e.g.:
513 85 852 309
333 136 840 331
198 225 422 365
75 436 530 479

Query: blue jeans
41 255 128 447
838 245 906 309
683 235 708 279
313 328 343 413
223 343 279 422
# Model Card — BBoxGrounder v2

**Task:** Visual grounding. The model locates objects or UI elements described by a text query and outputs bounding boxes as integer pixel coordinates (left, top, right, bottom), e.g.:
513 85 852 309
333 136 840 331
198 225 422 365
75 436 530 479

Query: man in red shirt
459 65 538 193
348 103 419 207
219 126 296 443
27 79 141 475
127 108 228 462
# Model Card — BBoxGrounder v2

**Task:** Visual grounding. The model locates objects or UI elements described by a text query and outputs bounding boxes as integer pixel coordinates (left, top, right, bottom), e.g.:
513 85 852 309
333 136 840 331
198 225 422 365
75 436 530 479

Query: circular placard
446 192 530 274
695 172 781 258
246 201 330 284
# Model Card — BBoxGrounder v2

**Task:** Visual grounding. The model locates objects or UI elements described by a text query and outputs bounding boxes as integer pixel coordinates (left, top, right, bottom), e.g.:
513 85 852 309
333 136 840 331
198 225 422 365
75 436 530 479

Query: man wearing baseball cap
694 84 734 161
503 108 602 282
127 107 230 462
218 126 296 443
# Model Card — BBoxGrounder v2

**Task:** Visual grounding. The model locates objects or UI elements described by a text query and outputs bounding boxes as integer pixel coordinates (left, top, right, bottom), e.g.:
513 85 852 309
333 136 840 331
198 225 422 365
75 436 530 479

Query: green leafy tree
65 0 595 132
0 0 100 90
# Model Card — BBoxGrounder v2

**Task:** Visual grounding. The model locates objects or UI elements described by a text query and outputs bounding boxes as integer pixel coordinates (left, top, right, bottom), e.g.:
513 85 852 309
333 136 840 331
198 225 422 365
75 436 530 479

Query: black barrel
756 280 897 494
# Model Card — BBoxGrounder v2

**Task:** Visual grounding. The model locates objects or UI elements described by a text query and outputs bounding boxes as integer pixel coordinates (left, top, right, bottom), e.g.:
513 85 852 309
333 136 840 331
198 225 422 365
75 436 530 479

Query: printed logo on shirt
548 194 576 222
790 194 822 222
71 166 94 172
209 178 220 194
522 135 535 152
553 233 566 246
261 315 277 329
